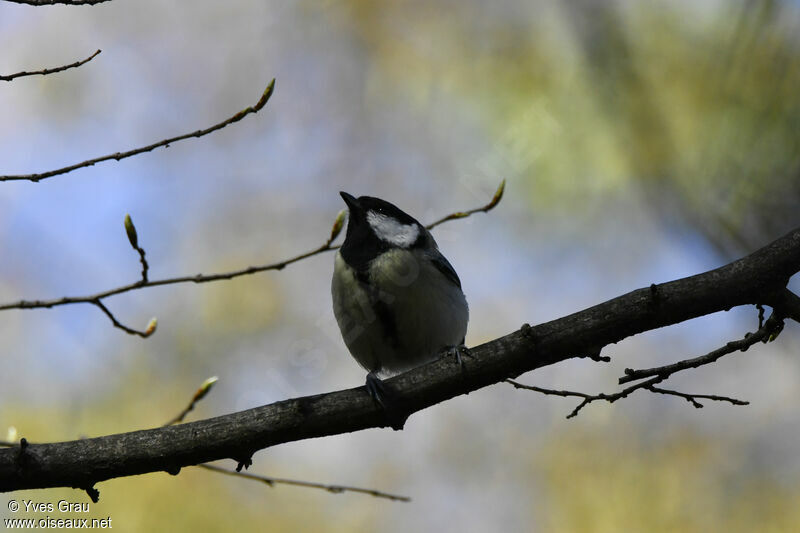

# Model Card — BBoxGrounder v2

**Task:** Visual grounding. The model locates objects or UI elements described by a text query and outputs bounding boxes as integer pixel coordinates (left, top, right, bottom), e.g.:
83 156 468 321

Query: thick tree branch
1 226 798 494
765 287 800 323
162 378 407 500
0 79 275 182
507 278 790 418
4 0 110 4
0 50 101 81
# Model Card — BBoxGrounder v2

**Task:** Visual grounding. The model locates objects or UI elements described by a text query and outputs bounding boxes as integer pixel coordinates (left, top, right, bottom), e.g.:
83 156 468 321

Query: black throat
340 223 391 276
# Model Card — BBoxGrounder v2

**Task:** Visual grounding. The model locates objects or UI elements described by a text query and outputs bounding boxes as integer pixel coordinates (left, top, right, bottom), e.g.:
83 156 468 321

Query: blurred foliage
337 0 800 257
200 269 283 335
535 425 800 532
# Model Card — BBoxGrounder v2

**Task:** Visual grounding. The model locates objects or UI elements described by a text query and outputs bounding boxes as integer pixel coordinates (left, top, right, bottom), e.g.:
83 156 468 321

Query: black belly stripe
372 298 400 349
355 269 370 285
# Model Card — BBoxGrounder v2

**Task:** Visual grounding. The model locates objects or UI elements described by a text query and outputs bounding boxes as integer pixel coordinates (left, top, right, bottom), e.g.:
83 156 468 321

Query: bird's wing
429 251 462 289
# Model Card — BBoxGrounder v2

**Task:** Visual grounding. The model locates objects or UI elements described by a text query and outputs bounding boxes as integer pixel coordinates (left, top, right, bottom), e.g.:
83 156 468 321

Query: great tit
332 192 469 404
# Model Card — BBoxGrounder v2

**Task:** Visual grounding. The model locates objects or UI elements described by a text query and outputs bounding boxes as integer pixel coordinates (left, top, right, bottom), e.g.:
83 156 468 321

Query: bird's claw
365 372 406 430
366 372 390 409
443 344 472 367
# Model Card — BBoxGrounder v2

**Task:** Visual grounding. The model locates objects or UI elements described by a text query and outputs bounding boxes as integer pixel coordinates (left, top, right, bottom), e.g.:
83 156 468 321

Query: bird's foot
442 344 472 368
366 372 391 408
365 372 406 431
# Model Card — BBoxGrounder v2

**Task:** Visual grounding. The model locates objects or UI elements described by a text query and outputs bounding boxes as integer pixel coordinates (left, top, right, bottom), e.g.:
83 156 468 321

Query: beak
339 191 362 214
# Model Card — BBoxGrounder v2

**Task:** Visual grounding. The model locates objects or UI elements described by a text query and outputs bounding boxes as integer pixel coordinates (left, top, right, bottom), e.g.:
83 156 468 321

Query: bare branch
0 79 275 182
505 380 595 401
123 214 149 282
0 431 410 501
509 311 779 417
426 179 505 230
3 0 110 4
0 239 336 312
619 312 783 385
507 376 665 418
92 300 154 338
508 374 749 418
197 464 410 502
164 377 219 427
766 288 800 323
505 379 597 419
0 50 101 81
0 183 505 335
135 246 149 283
165 378 409 501
646 386 749 408
509 311 777 417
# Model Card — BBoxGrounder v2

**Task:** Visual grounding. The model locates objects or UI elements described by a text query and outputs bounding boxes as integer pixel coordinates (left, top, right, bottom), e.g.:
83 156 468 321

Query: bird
331 192 469 405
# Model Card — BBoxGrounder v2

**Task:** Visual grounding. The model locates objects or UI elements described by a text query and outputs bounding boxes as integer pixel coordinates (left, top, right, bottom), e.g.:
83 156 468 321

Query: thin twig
505 381 595 400
618 312 783 385
0 79 275 182
508 374 748 419
507 376 664 418
647 386 749 408
164 377 218 426
1 50 101 81
426 179 505 230
0 241 335 311
92 300 152 337
0 182 505 336
0 242 330 335
124 214 149 282
509 311 774 417
198 464 411 502
135 246 149 283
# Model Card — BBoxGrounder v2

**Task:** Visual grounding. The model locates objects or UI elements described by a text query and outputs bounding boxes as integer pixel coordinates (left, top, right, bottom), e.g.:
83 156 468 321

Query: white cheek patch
367 211 419 247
